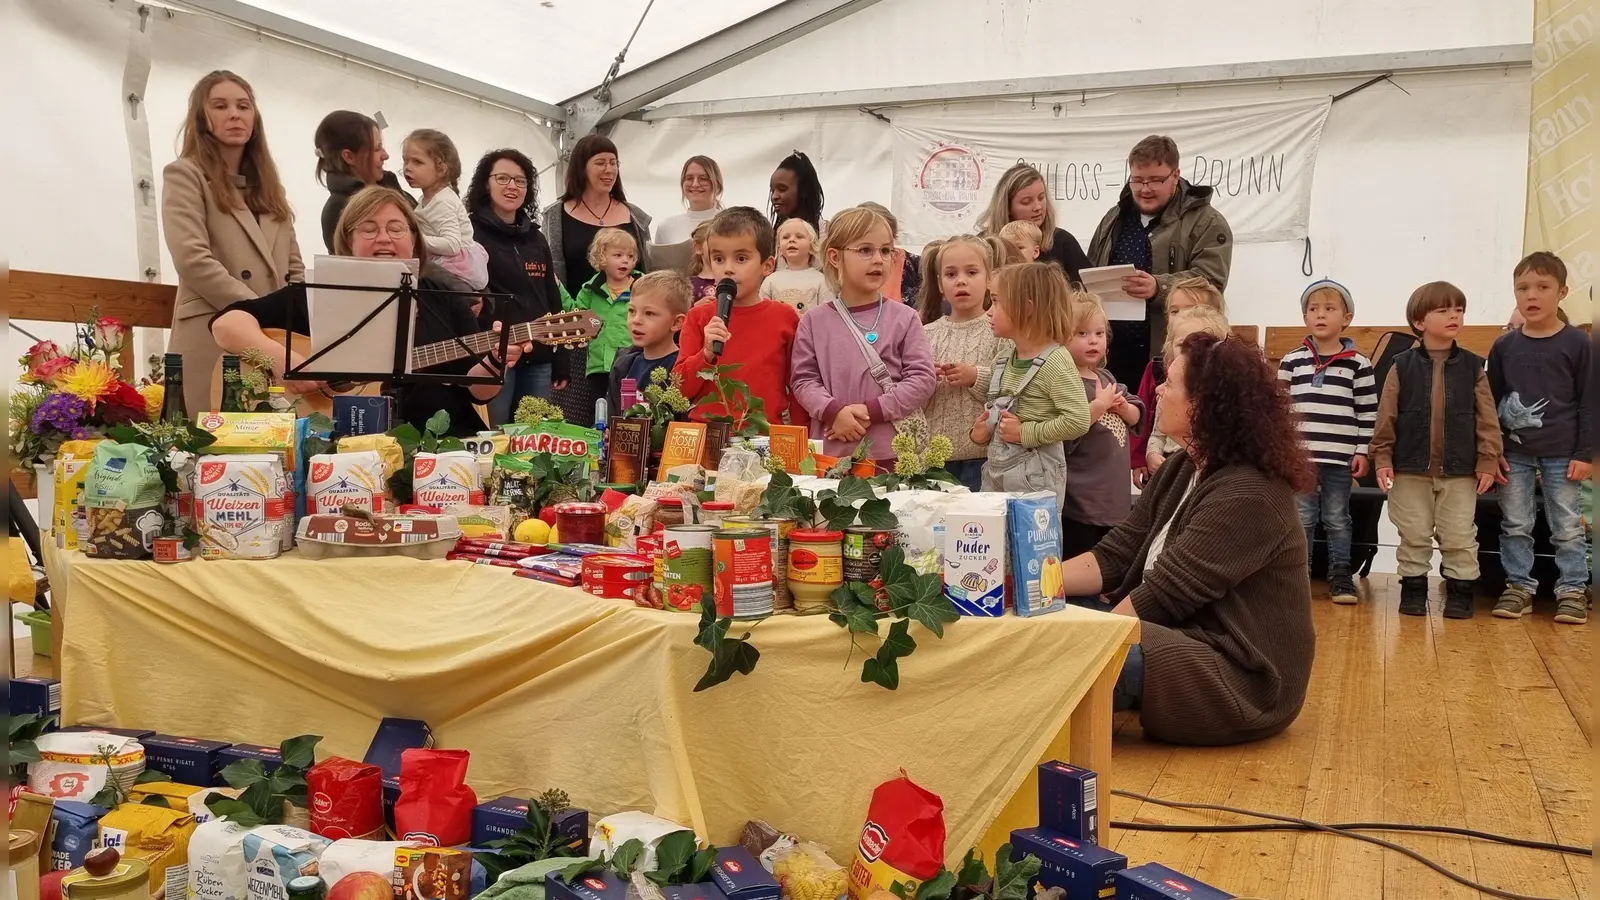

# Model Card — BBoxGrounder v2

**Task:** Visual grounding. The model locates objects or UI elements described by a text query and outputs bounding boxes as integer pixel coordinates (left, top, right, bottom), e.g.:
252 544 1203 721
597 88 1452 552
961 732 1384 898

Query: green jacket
1087 179 1232 354
566 270 642 376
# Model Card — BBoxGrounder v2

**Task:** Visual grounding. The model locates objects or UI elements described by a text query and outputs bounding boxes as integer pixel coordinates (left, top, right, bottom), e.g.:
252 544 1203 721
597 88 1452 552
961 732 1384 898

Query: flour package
320 839 423 887
942 494 1009 617
308 451 389 515
886 490 964 577
29 731 146 803
189 822 330 900
196 455 287 559
412 451 484 508
1007 493 1066 617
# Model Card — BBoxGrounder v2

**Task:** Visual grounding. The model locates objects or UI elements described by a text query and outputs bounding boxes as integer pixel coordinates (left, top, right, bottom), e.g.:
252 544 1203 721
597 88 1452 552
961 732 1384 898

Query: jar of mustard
62 859 150 900
9 830 41 900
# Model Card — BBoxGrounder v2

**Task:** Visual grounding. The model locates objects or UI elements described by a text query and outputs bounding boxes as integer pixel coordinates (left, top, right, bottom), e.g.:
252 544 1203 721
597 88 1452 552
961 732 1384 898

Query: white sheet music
301 256 420 376
1079 265 1147 321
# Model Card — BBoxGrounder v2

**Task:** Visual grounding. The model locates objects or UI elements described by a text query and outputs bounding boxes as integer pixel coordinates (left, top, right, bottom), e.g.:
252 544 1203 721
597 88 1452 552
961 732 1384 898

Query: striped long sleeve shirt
1277 337 1378 466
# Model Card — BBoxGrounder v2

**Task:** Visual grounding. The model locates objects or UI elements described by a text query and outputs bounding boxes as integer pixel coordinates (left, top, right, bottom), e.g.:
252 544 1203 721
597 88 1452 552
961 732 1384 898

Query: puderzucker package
1009 828 1124 900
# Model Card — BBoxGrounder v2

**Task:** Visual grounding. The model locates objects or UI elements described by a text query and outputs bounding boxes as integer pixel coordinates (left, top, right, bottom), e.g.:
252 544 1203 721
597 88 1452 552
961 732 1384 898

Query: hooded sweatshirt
471 201 571 367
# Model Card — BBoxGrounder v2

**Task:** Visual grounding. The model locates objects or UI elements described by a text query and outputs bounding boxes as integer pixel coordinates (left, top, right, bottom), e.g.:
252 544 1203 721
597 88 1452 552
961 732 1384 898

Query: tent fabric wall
614 68 1530 331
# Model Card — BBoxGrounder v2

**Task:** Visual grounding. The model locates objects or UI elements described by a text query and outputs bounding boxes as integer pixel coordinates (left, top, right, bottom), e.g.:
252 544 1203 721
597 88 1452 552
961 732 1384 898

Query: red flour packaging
392 749 477 847
196 455 287 559
846 772 946 900
307 756 385 840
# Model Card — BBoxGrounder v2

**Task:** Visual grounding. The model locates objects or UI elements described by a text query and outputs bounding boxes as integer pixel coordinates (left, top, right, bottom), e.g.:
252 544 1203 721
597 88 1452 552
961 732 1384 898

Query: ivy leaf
922 468 961 485
889 573 959 639
688 847 719 885
857 498 898 530
610 838 646 876
914 869 957 900
425 410 453 439
134 769 172 784
142 794 169 806
389 423 423 456
992 847 1042 900
88 784 120 809
694 614 760 692
829 584 880 635
204 794 266 828
436 436 466 452
819 498 858 532
834 476 877 506
306 412 337 434
524 798 552 844
799 456 817 476
219 759 268 791
648 830 698 885
861 619 916 690
955 849 989 888
8 713 42 739
278 734 321 770
879 545 907 576
559 856 607 885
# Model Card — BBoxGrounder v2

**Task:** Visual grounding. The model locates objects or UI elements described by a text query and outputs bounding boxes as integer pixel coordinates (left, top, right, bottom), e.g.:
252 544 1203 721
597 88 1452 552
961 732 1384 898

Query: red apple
328 872 392 900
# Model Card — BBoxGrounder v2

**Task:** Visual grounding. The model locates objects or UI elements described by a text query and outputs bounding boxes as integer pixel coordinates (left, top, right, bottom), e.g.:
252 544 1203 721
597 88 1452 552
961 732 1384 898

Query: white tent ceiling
222 0 789 105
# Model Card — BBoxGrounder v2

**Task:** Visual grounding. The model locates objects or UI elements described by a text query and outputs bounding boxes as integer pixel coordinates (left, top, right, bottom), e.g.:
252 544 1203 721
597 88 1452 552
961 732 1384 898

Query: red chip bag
307 755 385 840
393 749 477 847
847 772 945 900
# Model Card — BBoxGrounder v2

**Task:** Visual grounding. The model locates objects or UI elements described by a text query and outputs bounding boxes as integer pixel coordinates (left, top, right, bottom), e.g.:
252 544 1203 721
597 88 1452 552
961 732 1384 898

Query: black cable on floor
1111 820 1588 855
1111 789 1582 900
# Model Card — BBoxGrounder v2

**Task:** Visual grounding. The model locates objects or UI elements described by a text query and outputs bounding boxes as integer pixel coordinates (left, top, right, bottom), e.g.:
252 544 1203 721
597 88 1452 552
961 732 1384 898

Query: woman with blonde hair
162 69 302 414
976 163 1091 285
655 155 724 245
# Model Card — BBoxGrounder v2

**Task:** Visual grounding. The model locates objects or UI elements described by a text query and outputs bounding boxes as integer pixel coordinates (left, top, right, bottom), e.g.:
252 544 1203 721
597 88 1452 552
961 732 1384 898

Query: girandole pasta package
846 772 946 900
82 441 166 559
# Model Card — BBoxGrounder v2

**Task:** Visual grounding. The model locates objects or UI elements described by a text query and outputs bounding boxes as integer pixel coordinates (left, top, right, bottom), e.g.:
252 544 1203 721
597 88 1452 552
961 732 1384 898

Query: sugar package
942 494 1009 616
1007 493 1066 617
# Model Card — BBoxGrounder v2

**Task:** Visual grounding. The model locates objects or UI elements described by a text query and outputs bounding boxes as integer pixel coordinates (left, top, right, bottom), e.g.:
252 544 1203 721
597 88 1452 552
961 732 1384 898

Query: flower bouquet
9 311 158 470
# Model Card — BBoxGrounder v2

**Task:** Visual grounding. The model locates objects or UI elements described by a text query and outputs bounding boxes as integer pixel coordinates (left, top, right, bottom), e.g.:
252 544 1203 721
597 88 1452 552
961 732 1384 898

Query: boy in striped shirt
1278 280 1377 604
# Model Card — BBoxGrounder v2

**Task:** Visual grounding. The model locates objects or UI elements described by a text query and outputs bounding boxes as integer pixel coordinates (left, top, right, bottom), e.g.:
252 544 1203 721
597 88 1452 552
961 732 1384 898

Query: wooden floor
1108 573 1592 900
16 573 1591 899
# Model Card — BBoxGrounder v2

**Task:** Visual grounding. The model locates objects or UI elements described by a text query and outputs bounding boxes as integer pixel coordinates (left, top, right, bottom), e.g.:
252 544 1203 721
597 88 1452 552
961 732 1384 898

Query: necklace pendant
865 331 879 344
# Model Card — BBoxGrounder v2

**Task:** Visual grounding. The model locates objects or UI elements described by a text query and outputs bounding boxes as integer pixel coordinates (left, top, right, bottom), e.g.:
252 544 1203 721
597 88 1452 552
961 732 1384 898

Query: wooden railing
1262 325 1505 366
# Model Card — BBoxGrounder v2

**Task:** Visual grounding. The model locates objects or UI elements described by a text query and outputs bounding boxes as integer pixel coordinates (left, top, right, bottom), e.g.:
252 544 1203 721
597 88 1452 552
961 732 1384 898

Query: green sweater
566 270 641 376
973 346 1092 447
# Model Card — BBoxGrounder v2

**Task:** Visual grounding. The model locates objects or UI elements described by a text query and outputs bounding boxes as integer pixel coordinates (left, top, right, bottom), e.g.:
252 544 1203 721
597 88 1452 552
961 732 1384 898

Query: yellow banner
1525 0 1597 321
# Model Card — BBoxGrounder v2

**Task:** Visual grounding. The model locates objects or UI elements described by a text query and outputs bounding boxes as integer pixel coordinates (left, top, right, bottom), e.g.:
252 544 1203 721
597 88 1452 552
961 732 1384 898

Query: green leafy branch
694 593 760 692
754 469 816 522
816 474 897 531
893 845 1041 900
386 411 464 503
696 363 769 438
830 545 958 690
560 830 718 887
8 713 55 782
204 734 321 827
477 789 581 885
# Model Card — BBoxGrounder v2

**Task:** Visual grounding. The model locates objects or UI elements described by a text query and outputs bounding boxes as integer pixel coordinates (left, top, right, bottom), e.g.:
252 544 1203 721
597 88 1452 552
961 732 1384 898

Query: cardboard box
709 847 781 900
1010 828 1124 900
1008 495 1066 617
542 852 751 900
943 498 1009 616
10 676 61 721
59 725 156 741
215 743 283 781
1114 864 1233 900
545 867 631 900
365 718 434 779
1039 761 1099 843
143 735 232 785
471 796 589 854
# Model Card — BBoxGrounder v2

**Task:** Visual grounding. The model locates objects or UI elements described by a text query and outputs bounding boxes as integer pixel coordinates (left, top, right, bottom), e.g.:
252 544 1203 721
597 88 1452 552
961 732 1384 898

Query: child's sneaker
1328 568 1358 605
1492 584 1533 619
1554 589 1589 625
1443 579 1476 619
1399 576 1428 616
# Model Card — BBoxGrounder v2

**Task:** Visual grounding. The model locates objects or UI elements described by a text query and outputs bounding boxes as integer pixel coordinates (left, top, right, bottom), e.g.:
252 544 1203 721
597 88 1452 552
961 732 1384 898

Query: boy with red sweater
674 207 809 427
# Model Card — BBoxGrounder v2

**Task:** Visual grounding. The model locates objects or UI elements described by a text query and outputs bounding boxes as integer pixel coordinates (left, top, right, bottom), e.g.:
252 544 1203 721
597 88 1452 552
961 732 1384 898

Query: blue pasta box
335 395 393 436
660 885 730 900
59 725 156 741
1039 761 1099 843
943 498 1009 616
215 742 283 781
710 847 781 900
365 717 434 778
143 735 232 785
1008 494 1066 617
1011 828 1125 900
472 796 590 854
10 676 61 722
545 868 631 900
1115 864 1233 900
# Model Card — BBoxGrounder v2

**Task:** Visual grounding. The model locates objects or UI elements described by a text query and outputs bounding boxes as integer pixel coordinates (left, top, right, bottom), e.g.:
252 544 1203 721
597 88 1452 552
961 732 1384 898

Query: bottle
267 384 292 412
619 377 639 412
286 876 325 900
159 353 188 424
219 356 244 413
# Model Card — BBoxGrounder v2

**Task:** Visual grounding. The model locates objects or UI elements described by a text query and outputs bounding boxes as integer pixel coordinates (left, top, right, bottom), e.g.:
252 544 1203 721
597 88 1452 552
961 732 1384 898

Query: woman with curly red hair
1057 331 1315 746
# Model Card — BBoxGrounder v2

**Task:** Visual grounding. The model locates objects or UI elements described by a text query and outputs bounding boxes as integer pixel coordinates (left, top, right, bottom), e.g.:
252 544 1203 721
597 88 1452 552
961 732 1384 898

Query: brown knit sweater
1091 452 1315 745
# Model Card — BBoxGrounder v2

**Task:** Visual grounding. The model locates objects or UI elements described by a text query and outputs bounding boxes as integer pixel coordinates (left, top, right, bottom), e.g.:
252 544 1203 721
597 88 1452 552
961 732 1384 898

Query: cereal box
1007 493 1066 617
196 455 287 560
942 494 1009 616
308 451 389 515
412 451 483 508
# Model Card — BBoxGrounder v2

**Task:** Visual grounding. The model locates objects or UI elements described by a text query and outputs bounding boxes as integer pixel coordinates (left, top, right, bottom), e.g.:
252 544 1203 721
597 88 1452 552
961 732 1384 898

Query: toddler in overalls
968 264 1093 507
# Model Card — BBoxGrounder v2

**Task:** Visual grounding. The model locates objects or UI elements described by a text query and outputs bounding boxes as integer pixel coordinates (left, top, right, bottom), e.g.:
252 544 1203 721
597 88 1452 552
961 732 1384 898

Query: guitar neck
412 324 532 369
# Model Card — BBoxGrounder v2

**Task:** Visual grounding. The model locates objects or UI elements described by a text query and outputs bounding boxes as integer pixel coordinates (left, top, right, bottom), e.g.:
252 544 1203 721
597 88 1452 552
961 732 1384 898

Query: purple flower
71 427 96 440
30 392 88 435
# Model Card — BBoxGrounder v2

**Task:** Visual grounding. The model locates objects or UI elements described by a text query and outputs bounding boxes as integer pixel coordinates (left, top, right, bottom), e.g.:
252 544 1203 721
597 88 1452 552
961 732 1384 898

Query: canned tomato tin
713 528 774 619
726 516 797 611
843 527 896 611
662 525 717 612
582 554 655 603
151 537 191 563
636 534 665 606
554 502 607 546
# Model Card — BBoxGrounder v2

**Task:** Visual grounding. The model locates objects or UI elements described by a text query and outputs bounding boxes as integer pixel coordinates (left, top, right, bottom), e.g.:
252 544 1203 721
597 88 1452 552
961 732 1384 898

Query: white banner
892 95 1332 247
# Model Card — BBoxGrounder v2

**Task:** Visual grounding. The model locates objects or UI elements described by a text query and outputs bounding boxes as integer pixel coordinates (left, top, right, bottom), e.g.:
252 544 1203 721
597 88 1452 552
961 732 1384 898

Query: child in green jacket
568 227 644 409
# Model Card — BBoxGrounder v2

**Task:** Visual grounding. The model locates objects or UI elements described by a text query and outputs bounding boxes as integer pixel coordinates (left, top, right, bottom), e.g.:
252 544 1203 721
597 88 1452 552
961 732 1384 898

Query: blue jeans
1499 453 1588 595
945 458 985 493
487 360 554 427
1296 463 1353 575
1064 596 1142 711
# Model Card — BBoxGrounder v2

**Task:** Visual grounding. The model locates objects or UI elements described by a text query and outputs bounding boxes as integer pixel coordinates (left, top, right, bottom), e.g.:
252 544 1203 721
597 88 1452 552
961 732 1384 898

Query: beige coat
162 157 303 413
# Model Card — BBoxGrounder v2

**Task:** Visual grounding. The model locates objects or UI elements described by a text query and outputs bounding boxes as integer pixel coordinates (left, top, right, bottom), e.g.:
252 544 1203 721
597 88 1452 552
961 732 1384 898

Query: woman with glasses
210 186 529 437
654 156 724 246
468 149 572 424
976 163 1092 286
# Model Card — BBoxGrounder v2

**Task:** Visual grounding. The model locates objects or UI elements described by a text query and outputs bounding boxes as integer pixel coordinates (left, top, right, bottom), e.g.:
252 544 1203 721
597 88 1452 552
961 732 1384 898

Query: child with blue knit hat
1276 279 1378 604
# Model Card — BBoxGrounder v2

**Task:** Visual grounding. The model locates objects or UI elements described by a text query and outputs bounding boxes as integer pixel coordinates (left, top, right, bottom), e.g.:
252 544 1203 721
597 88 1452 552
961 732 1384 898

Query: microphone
711 278 737 358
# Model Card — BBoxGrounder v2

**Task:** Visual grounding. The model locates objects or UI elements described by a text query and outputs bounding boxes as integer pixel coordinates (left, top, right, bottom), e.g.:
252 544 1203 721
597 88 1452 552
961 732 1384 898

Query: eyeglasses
1130 172 1175 188
683 175 713 185
843 245 897 261
354 221 412 240
492 173 528 188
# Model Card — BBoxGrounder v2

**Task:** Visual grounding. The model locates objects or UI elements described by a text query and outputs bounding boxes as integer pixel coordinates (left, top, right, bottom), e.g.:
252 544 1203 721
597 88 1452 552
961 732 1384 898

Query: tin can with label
787 529 845 615
661 524 717 612
843 527 895 611
726 516 797 611
713 528 774 619
582 554 655 603
151 537 191 563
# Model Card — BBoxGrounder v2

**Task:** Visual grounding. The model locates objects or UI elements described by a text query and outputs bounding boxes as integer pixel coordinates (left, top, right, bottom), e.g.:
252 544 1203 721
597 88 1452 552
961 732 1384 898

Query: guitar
209 309 603 417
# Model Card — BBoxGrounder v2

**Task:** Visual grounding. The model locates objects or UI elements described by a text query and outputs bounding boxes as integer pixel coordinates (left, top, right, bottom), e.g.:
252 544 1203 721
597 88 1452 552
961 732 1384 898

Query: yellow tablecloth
45 544 1133 862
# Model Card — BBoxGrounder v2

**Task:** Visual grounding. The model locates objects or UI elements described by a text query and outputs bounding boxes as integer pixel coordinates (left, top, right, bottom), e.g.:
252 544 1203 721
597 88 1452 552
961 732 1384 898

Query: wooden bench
1263 325 1504 366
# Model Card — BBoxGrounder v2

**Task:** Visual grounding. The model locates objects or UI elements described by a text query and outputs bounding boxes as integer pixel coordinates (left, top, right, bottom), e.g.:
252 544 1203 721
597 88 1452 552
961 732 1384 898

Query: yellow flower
59 361 116 409
139 383 165 421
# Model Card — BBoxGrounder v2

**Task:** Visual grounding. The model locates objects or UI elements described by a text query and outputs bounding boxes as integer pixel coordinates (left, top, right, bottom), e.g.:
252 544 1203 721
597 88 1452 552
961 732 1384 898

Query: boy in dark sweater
1488 252 1591 623
608 271 689 415
1370 282 1503 619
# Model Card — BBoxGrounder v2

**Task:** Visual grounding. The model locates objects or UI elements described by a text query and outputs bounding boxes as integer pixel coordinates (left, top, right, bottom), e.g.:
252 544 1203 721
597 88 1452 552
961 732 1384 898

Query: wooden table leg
1069 623 1139 845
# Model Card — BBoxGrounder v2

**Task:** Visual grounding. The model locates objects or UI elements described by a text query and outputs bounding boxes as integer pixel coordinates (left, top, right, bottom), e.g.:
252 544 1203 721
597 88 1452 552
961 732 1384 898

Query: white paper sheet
1078 265 1148 320
300 256 420 377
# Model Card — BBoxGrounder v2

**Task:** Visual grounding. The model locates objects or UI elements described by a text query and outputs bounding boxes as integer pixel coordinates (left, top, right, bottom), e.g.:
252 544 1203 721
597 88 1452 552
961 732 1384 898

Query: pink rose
93 316 129 355
24 340 62 370
29 356 74 385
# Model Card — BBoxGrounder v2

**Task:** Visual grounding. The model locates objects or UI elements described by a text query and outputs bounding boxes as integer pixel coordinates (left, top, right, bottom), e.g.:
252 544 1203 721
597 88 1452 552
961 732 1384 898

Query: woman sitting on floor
210 185 531 437
1058 332 1316 746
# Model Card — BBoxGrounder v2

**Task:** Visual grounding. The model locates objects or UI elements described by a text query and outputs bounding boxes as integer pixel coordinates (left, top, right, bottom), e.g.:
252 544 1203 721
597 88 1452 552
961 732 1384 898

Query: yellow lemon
547 524 559 545
516 518 552 545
